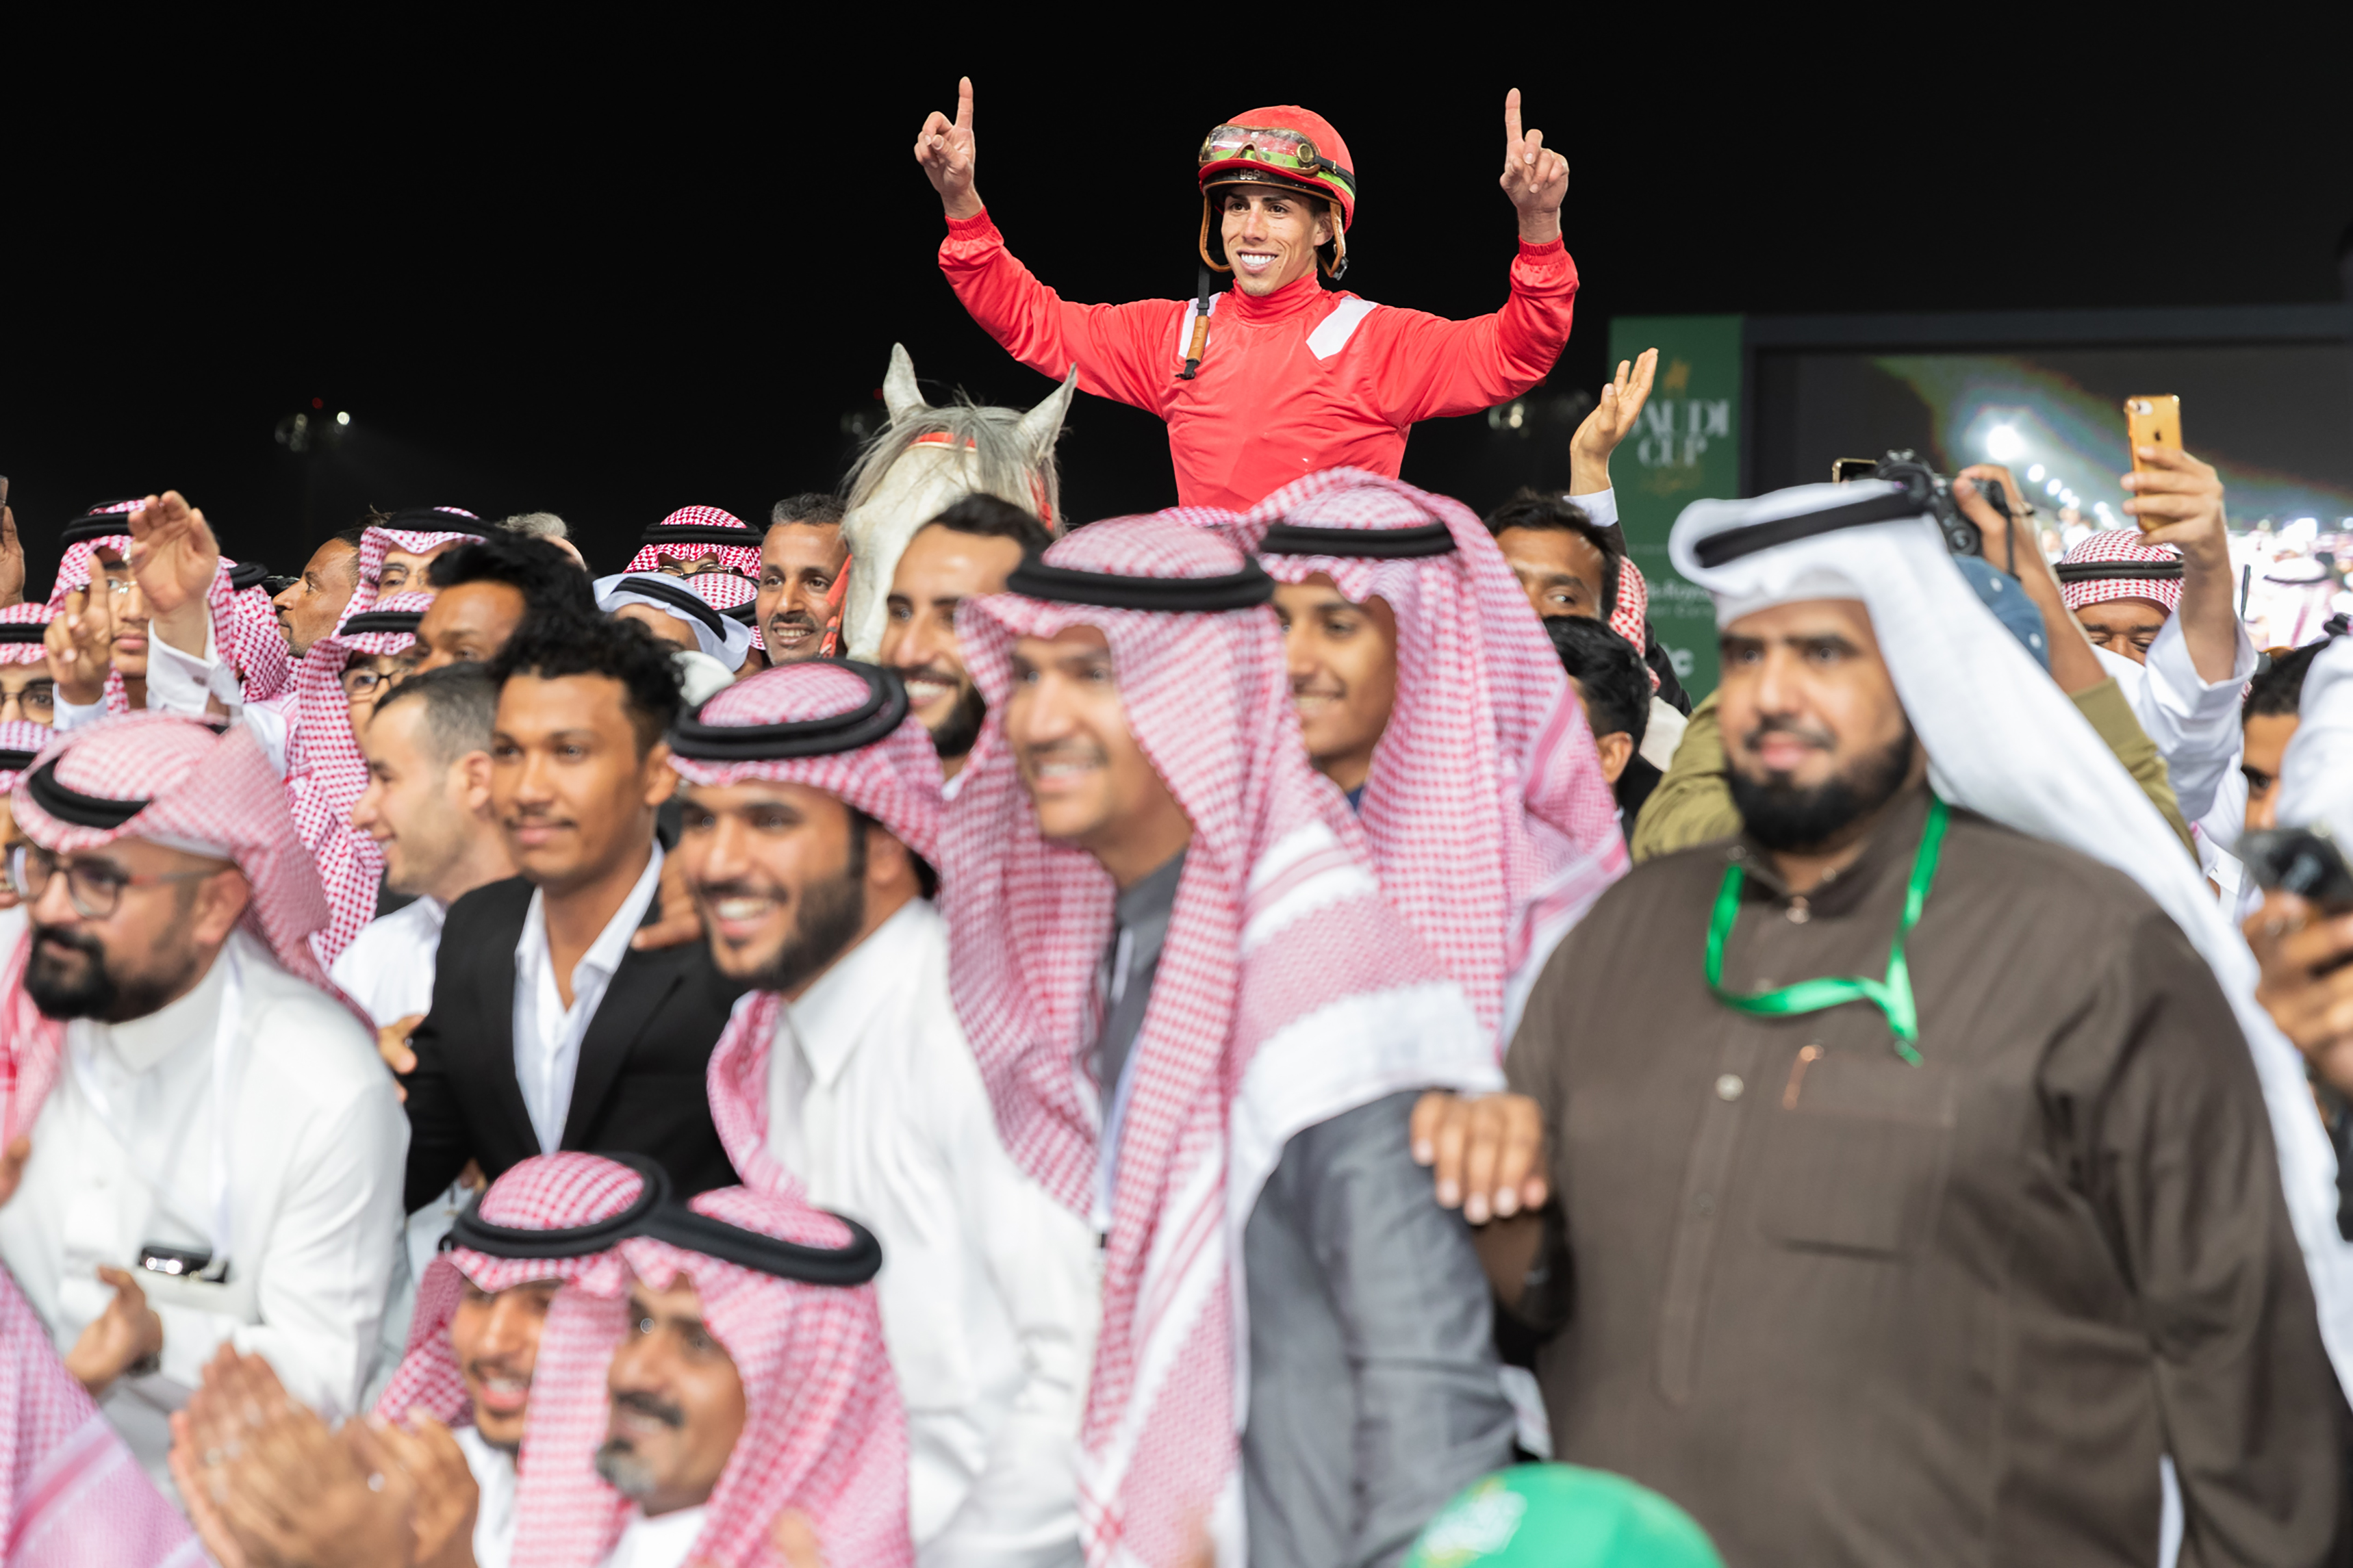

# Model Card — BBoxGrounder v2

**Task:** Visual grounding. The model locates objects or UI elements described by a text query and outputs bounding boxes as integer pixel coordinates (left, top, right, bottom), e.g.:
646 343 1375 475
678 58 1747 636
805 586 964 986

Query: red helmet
1197 106 1356 278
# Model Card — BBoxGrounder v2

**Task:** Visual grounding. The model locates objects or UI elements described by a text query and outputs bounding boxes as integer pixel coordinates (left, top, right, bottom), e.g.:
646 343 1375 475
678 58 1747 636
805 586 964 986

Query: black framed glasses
8 844 225 919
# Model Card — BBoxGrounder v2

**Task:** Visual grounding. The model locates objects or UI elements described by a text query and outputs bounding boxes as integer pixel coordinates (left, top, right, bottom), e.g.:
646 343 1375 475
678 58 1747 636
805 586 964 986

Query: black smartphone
138 1243 229 1283
2241 828 2353 915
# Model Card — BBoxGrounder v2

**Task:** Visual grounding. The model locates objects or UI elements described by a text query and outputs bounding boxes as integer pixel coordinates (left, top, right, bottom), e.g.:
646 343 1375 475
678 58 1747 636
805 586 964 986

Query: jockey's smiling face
1220 183 1331 297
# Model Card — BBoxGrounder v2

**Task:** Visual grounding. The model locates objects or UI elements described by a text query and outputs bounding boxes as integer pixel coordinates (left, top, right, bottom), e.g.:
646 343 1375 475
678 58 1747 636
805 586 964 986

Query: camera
1832 450 2011 559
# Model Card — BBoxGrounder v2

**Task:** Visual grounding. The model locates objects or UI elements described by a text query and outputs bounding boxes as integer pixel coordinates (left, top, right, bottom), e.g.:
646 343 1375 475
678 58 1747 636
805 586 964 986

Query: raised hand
1570 348 1659 493
2120 444 2238 682
126 490 220 660
914 77 982 221
1499 88 1570 243
353 1413 479 1568
46 582 115 707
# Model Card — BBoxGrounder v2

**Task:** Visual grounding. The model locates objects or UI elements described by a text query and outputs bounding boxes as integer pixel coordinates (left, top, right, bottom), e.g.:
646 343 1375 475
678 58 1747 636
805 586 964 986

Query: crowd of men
1 81 2352 1568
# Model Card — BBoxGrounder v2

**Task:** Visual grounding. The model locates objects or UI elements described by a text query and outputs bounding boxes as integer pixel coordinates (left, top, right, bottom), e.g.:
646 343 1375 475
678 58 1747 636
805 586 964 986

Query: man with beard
268 528 364 657
759 495 850 664
397 617 741 1213
1447 480 2343 1564
166 1153 911 1568
676 660 1095 1565
0 602 57 727
0 715 406 1487
878 494 1049 786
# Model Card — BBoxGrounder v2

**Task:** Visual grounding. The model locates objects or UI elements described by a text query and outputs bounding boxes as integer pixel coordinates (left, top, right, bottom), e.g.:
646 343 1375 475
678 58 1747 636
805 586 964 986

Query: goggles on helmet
1198 124 1356 207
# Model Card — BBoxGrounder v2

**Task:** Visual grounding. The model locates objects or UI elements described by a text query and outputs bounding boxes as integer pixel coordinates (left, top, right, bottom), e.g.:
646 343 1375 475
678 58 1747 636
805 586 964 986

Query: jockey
916 79 1577 511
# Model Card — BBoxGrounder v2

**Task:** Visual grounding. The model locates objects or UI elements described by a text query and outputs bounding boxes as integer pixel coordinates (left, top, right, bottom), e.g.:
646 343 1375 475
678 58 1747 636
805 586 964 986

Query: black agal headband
1689 485 1927 569
0 619 50 645
606 574 728 641
1006 552 1275 612
669 659 908 763
58 503 142 548
24 756 149 830
639 522 761 548
1256 521 1456 559
446 1153 882 1287
2054 557 2184 584
340 610 426 639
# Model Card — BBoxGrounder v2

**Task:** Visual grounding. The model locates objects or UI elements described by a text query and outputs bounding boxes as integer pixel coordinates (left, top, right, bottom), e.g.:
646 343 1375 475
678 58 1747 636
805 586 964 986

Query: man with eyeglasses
0 602 56 728
917 80 1576 510
0 712 406 1491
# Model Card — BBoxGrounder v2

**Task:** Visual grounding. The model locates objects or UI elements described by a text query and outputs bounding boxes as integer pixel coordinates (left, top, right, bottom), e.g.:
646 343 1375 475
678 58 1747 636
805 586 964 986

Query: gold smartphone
2124 397 2182 465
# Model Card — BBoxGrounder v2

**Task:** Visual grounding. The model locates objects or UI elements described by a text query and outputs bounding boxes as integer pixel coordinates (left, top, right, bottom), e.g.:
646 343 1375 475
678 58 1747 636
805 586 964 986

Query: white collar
85 932 236 1077
519 843 665 986
784 897 933 1090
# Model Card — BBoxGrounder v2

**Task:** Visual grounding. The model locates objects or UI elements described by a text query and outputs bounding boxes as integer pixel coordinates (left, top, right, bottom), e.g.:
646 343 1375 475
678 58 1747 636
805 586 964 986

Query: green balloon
1403 1465 1724 1568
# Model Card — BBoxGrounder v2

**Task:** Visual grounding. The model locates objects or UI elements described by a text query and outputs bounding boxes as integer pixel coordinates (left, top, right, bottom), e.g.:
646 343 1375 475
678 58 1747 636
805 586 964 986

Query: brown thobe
1506 784 2341 1566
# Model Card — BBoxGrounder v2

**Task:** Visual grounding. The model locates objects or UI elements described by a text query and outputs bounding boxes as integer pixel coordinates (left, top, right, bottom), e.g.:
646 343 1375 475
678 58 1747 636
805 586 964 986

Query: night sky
9 34 2348 593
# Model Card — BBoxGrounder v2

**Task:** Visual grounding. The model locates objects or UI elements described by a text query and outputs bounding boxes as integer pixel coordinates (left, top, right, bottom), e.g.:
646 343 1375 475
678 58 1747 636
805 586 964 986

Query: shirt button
1715 1074 1744 1102
1692 1193 1715 1217
1785 897 1811 925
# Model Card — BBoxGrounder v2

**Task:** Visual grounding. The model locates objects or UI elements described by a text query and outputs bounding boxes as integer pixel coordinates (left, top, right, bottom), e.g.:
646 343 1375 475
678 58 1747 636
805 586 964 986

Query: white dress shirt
763 898 1096 1565
455 1424 519 1568
331 895 448 1027
332 893 467 1410
602 1504 708 1568
0 927 408 1490
142 609 301 775
512 847 664 1154
2098 611 2259 823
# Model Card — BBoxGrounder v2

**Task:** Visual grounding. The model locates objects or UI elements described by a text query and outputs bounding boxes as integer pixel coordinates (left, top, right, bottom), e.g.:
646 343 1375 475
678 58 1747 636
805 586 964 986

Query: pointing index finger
956 75 973 133
1503 87 1523 149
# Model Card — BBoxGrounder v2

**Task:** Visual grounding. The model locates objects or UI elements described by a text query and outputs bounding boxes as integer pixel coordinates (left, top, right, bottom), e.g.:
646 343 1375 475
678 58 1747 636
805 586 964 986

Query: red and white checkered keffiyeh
942 511 1501 1567
1607 554 1664 692
429 1156 911 1568
2059 528 2184 614
1 716 354 1144
0 602 54 668
0 721 53 797
374 1152 652 1430
0 1264 201 1567
281 592 433 964
688 568 765 654
681 662 945 1193
627 506 765 579
356 511 484 604
43 500 140 615
1241 470 1629 1044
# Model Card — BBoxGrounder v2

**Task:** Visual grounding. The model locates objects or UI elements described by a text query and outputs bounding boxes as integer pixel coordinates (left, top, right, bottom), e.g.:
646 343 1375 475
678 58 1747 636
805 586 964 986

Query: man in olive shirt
1466 480 2341 1565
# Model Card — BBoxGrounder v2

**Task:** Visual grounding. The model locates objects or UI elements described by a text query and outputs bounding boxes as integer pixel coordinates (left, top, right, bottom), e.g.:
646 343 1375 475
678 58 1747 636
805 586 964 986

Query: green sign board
1605 313 1744 699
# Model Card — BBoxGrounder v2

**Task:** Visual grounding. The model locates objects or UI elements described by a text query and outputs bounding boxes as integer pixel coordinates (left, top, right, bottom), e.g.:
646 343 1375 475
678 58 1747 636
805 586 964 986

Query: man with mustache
1449 478 2343 1563
941 513 1512 1567
0 713 405 1486
396 616 741 1217
878 493 1049 786
168 1153 911 1568
677 660 1095 1564
759 496 850 665
268 526 364 656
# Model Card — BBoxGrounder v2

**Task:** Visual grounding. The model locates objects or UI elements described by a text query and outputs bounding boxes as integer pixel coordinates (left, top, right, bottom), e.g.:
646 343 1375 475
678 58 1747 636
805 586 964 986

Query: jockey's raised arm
916 79 1579 512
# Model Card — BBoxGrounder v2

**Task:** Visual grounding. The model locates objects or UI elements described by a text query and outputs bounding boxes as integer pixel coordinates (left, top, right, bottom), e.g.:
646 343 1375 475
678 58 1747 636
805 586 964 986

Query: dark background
8 32 2350 593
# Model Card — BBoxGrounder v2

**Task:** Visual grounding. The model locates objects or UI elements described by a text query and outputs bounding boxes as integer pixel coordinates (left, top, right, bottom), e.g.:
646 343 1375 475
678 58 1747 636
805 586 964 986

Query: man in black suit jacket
400 613 741 1209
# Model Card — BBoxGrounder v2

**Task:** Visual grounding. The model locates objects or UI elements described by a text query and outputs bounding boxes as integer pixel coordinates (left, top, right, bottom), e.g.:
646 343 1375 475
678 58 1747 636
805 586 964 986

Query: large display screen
1753 343 2353 530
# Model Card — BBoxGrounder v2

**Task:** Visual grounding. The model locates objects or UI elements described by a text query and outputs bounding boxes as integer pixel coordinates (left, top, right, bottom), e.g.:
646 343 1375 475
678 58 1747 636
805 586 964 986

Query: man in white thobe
0 712 405 1492
673 660 1097 1567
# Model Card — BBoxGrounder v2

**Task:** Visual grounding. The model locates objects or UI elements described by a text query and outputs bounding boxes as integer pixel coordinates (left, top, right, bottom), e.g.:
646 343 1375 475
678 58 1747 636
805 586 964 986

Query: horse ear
1016 361 1080 454
882 344 928 423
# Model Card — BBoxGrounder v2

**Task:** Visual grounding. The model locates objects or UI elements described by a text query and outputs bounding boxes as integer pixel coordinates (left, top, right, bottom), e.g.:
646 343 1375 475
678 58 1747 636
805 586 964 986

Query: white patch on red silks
2059 527 2185 613
1236 468 1629 1048
282 592 433 964
942 511 1501 1568
0 1265 201 1567
467 1155 912 1568
1 715 359 1153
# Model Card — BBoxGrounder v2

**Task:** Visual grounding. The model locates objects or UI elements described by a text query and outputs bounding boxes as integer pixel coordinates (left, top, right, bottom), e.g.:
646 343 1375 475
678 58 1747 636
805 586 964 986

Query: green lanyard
1703 796 1950 1066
